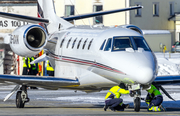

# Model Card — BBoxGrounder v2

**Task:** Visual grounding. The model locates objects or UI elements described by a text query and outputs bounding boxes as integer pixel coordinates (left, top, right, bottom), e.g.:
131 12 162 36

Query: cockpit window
112 37 132 51
104 38 112 51
100 39 106 50
133 37 150 51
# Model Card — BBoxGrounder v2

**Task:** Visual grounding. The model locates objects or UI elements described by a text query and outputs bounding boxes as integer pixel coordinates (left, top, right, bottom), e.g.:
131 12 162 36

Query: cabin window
100 39 106 50
77 38 82 49
88 39 93 50
72 38 77 49
66 37 72 48
104 38 112 51
112 37 132 51
60 39 65 48
133 37 151 51
82 38 88 49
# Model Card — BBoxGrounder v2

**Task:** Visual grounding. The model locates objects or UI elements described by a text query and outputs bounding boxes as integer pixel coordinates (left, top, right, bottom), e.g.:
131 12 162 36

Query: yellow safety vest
46 60 54 71
23 57 31 68
105 86 129 100
31 57 36 70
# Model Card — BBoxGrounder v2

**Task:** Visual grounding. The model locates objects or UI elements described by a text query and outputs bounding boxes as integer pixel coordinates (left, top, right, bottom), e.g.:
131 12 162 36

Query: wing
62 6 143 21
152 75 180 101
153 75 180 86
0 74 79 90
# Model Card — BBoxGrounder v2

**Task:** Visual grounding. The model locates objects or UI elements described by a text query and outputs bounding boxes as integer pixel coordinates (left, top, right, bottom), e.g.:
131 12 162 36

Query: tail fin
37 0 74 33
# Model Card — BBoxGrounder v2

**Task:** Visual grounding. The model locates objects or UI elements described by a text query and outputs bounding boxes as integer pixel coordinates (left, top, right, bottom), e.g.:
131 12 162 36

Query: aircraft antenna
73 20 76 27
88 19 93 29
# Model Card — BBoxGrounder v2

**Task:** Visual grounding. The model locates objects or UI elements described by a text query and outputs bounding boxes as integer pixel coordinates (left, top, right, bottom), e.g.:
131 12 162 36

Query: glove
141 98 145 101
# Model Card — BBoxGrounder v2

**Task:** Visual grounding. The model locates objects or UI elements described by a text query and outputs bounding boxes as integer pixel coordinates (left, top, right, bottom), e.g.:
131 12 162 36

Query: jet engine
10 24 48 57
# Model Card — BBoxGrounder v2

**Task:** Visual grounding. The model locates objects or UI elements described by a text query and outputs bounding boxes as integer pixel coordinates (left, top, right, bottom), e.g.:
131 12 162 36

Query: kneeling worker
145 84 163 112
104 85 130 111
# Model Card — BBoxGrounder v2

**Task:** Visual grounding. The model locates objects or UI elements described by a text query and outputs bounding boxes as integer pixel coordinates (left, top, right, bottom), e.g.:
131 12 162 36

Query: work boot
122 104 129 108
159 104 166 112
109 106 115 111
103 105 108 111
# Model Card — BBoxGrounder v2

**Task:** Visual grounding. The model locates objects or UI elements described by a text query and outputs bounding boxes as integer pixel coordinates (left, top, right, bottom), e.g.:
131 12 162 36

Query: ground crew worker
145 84 163 112
46 60 54 76
22 57 31 75
29 55 39 89
30 55 39 76
104 85 130 111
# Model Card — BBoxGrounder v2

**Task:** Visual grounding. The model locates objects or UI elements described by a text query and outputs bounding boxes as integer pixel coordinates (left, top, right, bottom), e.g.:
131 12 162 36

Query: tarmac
0 86 180 116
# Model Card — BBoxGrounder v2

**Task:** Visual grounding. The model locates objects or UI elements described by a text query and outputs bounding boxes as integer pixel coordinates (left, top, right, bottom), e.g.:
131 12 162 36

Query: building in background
130 0 180 52
54 0 130 26
0 0 37 74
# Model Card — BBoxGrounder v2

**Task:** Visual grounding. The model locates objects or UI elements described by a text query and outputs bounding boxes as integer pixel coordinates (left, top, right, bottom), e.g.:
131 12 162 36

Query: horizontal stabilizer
0 11 49 24
63 6 143 21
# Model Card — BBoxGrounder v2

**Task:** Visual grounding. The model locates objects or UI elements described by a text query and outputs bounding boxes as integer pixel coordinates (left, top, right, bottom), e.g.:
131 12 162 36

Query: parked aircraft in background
0 0 179 112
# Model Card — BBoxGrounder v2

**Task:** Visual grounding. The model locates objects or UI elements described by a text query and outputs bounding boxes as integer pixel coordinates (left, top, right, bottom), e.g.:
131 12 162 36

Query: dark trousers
47 71 54 76
105 98 123 110
22 67 29 75
149 96 163 108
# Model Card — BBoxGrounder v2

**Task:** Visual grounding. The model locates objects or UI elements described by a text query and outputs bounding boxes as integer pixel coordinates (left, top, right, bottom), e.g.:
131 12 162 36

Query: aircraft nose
136 67 155 84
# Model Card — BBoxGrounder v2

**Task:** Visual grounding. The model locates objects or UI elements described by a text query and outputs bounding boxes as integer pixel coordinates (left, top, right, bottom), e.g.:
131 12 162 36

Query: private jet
0 0 179 112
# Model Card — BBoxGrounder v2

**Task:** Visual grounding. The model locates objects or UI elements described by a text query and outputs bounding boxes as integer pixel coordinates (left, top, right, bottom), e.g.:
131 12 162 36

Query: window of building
93 5 103 24
72 38 77 49
66 37 72 48
88 39 93 50
82 38 88 49
135 3 142 17
65 5 74 17
170 2 174 16
153 2 159 17
77 38 82 49
60 39 65 48
104 38 112 51
100 39 106 50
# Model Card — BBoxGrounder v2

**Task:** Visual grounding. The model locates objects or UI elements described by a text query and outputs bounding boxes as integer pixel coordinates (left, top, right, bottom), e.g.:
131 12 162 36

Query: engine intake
10 24 47 57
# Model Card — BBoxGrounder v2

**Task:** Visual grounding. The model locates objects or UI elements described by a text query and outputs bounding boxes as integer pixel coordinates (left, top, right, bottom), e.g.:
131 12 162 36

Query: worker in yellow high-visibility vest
104 84 130 111
30 55 39 76
46 60 54 76
22 57 31 75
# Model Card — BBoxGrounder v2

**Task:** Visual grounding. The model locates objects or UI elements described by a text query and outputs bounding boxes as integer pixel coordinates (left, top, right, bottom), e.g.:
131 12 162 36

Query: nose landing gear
133 90 141 112
16 85 30 108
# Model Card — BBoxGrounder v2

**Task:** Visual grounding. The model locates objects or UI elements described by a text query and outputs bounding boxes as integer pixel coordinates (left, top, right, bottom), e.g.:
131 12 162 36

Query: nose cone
136 67 155 84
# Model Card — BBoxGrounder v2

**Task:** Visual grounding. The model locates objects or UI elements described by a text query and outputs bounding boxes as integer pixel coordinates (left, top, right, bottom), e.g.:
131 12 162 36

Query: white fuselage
49 26 157 90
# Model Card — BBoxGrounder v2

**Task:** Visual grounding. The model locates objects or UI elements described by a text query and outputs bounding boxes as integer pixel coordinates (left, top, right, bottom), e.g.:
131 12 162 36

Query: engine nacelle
10 24 48 57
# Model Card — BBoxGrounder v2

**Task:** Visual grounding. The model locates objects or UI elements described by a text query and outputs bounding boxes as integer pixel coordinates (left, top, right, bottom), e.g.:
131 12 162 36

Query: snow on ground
155 52 180 76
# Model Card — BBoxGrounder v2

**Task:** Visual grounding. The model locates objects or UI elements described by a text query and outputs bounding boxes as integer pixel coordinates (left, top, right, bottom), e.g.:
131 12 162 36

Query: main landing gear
16 85 30 108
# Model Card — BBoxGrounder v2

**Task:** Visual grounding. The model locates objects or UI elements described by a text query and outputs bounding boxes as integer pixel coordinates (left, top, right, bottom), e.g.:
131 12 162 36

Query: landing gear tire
134 97 140 112
16 91 25 108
